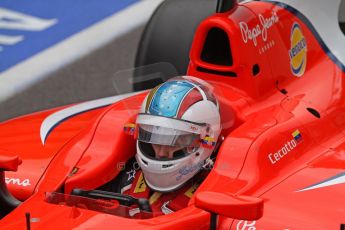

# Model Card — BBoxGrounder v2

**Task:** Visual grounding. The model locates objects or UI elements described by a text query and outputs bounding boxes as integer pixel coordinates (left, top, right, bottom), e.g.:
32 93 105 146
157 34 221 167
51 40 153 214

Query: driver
116 76 222 215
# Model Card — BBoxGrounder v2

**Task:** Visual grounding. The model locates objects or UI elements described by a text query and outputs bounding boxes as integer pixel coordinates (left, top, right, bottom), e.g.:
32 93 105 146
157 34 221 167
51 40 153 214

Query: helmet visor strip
138 124 201 147
136 114 207 134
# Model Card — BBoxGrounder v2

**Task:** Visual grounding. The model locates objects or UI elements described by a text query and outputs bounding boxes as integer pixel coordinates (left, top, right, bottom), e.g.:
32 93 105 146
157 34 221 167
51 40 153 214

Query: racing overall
103 158 209 217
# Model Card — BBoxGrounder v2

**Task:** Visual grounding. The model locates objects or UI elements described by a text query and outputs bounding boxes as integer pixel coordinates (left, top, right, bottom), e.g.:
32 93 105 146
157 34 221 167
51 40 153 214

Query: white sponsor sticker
268 130 302 164
239 11 279 47
236 220 256 230
5 177 31 187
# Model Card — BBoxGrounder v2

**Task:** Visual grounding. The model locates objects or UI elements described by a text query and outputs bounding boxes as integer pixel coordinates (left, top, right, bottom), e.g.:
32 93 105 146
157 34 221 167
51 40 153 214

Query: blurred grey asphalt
0 26 144 122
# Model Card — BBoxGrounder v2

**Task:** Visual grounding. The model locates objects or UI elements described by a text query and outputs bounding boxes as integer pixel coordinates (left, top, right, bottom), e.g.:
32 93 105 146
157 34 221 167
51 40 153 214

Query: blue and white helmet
135 76 222 192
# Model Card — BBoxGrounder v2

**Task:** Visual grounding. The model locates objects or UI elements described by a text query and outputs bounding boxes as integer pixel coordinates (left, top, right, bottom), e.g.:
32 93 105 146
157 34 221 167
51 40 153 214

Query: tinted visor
138 124 201 147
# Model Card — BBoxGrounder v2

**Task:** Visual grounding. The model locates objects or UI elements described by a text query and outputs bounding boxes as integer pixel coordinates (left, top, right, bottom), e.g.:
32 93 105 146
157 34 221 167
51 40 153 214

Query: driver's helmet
135 76 221 192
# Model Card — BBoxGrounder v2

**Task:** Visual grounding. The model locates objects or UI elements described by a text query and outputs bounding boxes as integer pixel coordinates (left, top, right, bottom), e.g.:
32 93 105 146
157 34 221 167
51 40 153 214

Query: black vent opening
201 28 233 66
307 108 321 118
197 66 237 77
252 64 260 76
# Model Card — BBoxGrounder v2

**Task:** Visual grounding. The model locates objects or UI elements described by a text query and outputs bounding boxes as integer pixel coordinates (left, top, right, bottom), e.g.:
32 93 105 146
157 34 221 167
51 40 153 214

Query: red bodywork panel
0 105 107 200
0 1 344 229
0 154 21 172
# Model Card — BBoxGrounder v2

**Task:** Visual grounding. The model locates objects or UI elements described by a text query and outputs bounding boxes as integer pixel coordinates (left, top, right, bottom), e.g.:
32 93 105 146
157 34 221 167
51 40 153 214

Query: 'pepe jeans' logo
239 11 279 47
289 22 307 77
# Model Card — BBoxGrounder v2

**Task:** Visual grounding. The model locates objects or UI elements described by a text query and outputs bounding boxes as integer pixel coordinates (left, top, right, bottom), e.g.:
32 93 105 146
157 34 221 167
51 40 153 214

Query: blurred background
0 0 344 121
0 0 164 121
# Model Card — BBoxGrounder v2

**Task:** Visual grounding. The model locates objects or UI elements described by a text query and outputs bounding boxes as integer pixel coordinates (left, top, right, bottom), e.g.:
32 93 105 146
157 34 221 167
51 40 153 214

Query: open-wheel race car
0 0 345 229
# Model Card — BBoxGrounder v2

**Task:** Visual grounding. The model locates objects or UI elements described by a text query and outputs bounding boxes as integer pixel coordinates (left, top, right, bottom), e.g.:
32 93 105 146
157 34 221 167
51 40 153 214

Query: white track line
0 0 164 103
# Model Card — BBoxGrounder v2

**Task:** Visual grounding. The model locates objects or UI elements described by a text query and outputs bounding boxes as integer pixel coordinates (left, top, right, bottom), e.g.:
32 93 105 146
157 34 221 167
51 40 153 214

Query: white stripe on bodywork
242 0 345 66
297 172 345 192
0 0 164 103
40 91 142 145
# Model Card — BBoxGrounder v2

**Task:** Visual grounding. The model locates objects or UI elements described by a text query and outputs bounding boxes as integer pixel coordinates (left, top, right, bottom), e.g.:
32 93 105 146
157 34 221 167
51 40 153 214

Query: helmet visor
138 124 201 147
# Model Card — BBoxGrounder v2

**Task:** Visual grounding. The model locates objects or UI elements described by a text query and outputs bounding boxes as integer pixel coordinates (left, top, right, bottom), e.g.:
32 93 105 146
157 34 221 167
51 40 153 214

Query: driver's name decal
268 130 302 164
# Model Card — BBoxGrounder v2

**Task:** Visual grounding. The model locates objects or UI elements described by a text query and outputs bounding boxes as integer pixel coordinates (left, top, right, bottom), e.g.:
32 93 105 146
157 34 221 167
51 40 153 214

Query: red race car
0 0 345 229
